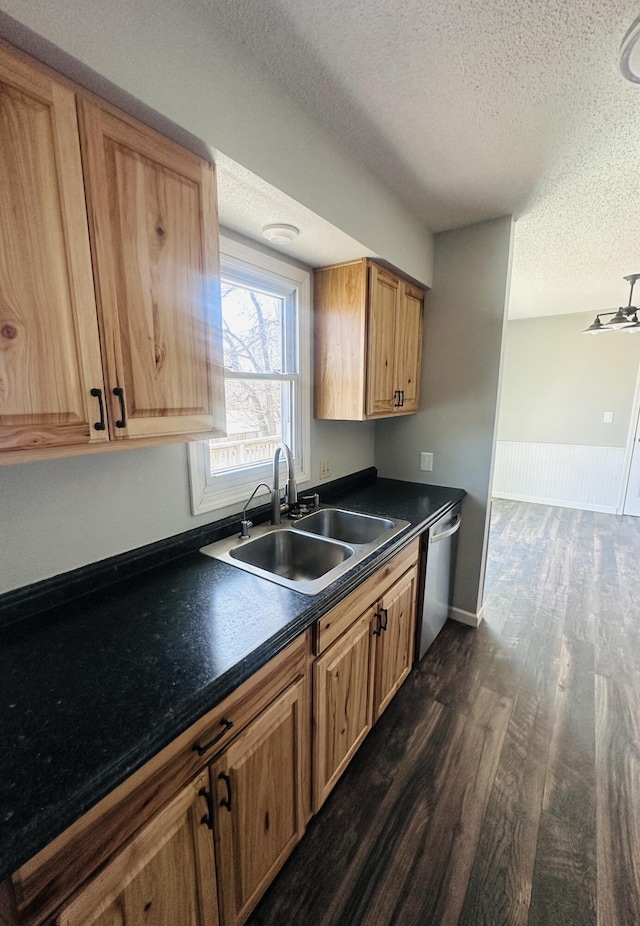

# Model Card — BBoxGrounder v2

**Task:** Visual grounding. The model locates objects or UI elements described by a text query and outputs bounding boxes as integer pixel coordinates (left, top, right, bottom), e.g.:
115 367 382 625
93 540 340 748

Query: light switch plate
603 411 614 423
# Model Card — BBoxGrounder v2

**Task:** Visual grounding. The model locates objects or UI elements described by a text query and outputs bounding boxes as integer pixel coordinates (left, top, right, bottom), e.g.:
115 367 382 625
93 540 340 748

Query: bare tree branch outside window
209 282 294 473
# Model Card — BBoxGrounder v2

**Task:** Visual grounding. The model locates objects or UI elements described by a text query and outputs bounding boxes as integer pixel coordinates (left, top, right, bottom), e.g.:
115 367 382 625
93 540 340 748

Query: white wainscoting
492 441 626 513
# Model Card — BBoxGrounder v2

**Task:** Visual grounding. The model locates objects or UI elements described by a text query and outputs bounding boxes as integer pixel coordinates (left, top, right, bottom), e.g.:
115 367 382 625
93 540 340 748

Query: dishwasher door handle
430 512 462 543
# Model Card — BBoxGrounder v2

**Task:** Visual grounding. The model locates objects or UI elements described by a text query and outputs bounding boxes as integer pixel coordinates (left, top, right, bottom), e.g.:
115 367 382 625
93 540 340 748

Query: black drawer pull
373 611 383 636
90 387 106 431
199 787 214 829
193 718 233 756
113 386 127 428
219 771 232 812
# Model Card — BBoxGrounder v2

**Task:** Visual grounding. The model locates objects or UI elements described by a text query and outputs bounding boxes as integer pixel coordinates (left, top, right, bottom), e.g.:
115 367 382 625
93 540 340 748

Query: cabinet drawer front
314 539 419 655
10 633 308 926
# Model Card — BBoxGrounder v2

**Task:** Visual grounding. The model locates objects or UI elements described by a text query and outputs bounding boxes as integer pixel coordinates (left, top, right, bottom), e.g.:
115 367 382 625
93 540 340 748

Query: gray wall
0 419 375 594
0 232 376 593
375 217 514 618
498 311 640 447
0 0 429 593
0 0 433 286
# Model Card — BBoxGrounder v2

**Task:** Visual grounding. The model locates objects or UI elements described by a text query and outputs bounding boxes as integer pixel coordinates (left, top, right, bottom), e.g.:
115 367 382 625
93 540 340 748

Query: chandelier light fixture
583 273 640 334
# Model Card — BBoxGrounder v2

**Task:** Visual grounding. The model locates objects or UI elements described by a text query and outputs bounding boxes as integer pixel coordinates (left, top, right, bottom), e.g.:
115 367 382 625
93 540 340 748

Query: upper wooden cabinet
0 43 225 461
77 99 224 442
0 44 108 455
314 259 424 420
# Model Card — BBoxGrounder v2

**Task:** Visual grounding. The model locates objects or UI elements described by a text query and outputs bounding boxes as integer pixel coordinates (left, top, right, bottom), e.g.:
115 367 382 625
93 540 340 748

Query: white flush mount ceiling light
262 224 300 245
619 15 640 83
583 273 640 334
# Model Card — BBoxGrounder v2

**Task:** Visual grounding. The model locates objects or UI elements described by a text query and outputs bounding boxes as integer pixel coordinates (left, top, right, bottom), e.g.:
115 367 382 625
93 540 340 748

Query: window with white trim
188 237 311 515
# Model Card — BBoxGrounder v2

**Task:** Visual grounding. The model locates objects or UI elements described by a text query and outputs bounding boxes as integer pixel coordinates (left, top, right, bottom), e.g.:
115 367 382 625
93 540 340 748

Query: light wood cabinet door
0 46 107 454
212 679 307 926
366 263 399 417
314 260 424 421
313 259 367 420
55 772 219 926
78 98 225 441
373 565 418 721
394 283 424 414
313 604 376 811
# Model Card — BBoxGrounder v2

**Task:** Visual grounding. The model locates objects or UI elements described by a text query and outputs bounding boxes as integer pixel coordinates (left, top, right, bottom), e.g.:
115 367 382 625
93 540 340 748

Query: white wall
0 0 433 286
498 312 640 447
493 311 640 511
375 217 514 620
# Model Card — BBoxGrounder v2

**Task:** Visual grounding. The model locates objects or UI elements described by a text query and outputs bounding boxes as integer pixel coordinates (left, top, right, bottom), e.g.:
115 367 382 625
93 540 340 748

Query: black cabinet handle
90 388 106 431
219 772 232 812
379 607 389 631
113 387 127 428
193 718 233 756
373 611 383 636
393 390 401 408
199 787 214 830
400 390 405 407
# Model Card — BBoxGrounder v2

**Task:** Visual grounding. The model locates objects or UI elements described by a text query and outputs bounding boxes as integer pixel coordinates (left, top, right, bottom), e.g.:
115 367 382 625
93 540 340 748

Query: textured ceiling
204 0 640 318
215 152 376 267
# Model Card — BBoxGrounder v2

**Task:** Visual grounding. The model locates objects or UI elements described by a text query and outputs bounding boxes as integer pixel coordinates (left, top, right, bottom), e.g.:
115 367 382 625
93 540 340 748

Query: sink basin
294 508 397 545
200 506 410 595
230 529 353 581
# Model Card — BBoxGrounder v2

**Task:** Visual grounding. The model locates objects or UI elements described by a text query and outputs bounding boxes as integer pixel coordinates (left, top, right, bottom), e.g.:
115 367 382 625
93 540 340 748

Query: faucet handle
239 519 253 540
299 492 320 510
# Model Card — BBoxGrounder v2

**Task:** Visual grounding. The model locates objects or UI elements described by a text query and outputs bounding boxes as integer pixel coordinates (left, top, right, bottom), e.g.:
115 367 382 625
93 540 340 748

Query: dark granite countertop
0 476 464 881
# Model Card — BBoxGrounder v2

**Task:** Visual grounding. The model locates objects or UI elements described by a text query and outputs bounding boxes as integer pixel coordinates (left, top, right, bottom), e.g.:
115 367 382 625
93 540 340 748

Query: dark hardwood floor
248 500 640 926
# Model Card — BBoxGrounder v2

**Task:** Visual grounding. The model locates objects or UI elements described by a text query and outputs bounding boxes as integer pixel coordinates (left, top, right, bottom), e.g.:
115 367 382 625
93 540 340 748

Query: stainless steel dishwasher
416 502 462 659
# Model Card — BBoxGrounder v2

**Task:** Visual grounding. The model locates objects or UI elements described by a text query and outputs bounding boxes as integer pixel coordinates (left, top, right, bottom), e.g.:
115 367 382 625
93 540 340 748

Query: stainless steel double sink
200 507 410 595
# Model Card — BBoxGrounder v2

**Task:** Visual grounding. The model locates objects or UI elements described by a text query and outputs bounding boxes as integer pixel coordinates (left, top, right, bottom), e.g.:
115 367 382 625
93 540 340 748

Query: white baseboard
492 490 616 514
449 605 484 628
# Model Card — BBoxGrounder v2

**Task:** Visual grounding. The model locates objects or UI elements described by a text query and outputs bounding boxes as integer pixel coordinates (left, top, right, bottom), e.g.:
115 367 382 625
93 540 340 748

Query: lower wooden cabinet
313 605 376 809
54 772 219 926
373 565 417 721
2 548 420 926
313 559 418 811
211 679 307 926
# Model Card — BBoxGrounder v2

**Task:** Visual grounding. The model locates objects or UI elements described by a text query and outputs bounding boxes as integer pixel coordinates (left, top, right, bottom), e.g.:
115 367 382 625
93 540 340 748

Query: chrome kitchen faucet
238 442 298 538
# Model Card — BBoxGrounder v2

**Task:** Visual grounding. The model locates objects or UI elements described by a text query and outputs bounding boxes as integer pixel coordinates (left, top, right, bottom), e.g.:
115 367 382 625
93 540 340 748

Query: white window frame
188 236 311 516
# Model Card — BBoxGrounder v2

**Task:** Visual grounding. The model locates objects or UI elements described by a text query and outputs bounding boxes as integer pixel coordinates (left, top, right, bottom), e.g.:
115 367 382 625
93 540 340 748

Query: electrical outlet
319 458 331 479
420 452 433 472
603 411 614 423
